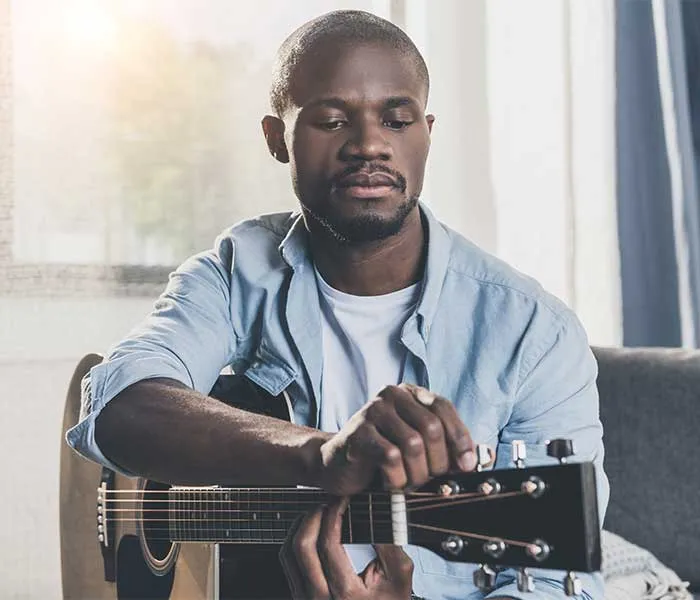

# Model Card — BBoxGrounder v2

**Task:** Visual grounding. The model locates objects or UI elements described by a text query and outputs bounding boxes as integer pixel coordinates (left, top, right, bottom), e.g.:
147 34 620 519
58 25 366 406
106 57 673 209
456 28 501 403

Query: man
67 10 608 600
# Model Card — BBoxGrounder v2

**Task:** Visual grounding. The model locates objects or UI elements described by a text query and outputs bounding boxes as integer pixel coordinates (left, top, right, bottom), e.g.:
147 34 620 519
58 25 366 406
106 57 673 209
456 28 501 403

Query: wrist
299 431 332 488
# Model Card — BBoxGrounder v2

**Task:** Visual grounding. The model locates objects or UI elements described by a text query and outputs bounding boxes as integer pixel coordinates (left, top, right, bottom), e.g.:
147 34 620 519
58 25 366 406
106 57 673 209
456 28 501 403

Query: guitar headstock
408 461 600 574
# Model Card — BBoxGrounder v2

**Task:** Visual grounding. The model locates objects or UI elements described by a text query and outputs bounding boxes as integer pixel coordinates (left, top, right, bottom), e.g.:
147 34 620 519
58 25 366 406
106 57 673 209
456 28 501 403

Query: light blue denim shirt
67 204 609 600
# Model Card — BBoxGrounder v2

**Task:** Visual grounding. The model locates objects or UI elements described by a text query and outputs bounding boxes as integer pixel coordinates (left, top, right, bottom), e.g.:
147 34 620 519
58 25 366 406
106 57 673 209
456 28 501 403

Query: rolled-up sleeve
66 236 237 474
486 311 609 600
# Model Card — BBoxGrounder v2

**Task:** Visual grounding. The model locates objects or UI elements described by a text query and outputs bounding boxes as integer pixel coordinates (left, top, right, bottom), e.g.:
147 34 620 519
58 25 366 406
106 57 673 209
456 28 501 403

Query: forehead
290 42 426 110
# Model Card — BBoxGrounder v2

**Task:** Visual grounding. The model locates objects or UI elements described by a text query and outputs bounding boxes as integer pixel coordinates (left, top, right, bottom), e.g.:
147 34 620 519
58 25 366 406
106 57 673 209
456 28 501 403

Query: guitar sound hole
138 479 179 574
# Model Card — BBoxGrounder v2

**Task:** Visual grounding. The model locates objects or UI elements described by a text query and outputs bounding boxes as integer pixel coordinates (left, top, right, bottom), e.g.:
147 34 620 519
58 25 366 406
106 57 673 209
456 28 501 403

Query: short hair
270 10 429 117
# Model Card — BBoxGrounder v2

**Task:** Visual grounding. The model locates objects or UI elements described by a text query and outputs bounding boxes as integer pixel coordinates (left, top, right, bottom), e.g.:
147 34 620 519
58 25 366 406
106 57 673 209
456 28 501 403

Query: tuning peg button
441 535 464 556
473 564 497 593
564 571 582 596
546 439 575 464
517 568 535 592
475 444 492 472
483 538 506 559
511 440 526 468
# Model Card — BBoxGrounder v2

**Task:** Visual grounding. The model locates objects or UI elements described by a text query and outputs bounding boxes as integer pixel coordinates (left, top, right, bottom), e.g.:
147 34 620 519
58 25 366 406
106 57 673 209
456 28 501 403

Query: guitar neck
167 487 394 545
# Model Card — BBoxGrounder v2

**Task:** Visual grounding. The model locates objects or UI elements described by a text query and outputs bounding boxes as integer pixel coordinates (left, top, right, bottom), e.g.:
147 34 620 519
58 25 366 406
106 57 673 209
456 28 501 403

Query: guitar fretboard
167 487 394 544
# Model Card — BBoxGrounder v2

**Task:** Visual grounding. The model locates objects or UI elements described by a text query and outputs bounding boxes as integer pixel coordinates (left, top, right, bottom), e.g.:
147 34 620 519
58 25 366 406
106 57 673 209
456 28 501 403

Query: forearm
94 378 331 486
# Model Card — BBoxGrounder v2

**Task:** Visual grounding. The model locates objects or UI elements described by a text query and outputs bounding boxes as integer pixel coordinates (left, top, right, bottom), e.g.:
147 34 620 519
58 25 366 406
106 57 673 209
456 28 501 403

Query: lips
332 171 399 199
335 172 398 188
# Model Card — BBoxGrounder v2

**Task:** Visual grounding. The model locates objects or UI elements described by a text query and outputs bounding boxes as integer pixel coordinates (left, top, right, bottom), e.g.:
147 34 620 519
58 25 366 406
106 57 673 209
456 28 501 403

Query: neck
310 208 426 296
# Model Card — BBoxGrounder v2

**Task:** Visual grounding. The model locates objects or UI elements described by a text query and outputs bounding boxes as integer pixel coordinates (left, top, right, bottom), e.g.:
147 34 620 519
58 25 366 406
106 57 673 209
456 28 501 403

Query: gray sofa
593 346 700 596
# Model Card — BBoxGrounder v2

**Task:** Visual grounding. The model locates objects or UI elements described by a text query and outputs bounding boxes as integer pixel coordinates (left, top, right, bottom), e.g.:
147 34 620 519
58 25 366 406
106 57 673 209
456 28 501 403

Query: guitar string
407 522 531 548
96 520 533 548
99 491 518 510
407 490 526 512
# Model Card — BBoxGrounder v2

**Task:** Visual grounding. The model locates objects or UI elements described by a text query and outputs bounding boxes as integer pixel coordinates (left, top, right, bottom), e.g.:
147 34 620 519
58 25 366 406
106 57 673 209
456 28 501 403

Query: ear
426 114 435 134
261 115 290 164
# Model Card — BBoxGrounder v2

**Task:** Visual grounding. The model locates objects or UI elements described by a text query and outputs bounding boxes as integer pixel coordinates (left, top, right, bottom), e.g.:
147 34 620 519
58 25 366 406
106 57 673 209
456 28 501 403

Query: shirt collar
278 202 452 339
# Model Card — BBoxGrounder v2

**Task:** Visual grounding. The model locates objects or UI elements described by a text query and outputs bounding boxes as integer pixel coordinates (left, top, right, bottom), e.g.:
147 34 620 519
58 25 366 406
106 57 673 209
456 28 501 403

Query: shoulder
166 211 298 292
220 211 298 251
439 223 581 339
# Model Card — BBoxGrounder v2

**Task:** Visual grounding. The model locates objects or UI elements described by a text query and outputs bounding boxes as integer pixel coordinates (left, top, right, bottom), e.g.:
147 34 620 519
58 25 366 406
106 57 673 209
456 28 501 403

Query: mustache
330 163 407 192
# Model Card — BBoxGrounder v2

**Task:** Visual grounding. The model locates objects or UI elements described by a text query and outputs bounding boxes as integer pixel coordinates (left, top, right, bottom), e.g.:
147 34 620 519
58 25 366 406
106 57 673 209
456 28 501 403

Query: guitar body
61 361 291 600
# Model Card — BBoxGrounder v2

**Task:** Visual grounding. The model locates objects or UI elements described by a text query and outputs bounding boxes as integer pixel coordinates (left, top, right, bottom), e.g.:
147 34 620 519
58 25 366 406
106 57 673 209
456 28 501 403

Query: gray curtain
616 0 700 347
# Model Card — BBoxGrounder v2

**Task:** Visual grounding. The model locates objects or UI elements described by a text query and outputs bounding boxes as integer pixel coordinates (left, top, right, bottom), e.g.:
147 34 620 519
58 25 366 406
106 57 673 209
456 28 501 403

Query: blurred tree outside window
8 0 381 272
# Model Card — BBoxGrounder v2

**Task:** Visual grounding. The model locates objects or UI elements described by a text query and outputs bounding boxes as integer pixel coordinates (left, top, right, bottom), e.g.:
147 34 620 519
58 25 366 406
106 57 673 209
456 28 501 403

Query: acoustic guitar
60 357 601 599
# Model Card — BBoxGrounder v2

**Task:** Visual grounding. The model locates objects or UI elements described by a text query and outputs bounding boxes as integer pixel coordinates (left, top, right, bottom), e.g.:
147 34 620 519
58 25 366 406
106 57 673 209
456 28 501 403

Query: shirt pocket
243 342 297 397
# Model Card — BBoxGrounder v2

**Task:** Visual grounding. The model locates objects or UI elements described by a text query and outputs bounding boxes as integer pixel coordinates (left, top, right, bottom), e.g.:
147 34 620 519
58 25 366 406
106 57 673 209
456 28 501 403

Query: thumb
372 544 414 582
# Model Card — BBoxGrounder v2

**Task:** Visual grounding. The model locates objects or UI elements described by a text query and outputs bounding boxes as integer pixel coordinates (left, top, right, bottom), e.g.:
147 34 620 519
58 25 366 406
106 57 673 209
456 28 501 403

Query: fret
222 489 230 542
214 488 220 542
220 488 227 542
261 488 270 543
175 488 180 541
198 489 203 542
235 488 242 542
188 489 194 541
254 489 260 542
168 489 174 541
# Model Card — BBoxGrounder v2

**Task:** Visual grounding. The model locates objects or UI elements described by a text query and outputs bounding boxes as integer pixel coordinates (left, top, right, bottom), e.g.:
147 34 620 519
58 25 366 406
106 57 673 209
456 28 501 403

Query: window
2 0 389 294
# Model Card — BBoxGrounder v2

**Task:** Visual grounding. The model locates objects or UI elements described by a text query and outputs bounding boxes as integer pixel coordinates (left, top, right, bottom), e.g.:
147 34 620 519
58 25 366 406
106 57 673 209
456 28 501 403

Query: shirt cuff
65 352 193 476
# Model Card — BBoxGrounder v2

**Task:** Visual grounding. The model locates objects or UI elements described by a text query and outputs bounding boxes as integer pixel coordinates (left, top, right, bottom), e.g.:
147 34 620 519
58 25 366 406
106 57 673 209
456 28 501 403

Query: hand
317 384 477 496
280 498 414 600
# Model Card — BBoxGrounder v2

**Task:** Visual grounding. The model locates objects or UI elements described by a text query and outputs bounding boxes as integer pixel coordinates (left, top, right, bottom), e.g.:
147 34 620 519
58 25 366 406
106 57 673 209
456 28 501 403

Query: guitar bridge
96 467 116 582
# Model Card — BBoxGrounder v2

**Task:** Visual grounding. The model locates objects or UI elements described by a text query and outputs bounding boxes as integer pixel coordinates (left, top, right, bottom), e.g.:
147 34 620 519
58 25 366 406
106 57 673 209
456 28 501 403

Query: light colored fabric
603 530 691 600
315 265 419 433
66 203 609 600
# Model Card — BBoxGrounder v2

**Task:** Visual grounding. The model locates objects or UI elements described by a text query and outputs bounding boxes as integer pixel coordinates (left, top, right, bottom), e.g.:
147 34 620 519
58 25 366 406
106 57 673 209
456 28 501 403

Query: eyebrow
305 96 419 111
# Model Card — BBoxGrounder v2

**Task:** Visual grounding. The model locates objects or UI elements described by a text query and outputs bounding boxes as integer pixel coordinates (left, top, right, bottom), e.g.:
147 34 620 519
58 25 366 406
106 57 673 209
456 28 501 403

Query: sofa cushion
592 346 700 592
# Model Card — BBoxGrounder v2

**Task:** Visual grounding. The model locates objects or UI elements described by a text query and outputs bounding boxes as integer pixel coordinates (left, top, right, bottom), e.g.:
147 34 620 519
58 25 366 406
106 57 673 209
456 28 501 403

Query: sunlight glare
62 0 119 54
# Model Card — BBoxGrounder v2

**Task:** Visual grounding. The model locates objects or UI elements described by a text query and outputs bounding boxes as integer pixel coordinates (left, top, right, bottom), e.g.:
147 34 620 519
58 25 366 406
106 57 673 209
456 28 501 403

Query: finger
318 498 361 598
367 394 430 487
402 384 476 471
393 385 450 477
279 515 309 600
347 422 408 490
290 507 330 599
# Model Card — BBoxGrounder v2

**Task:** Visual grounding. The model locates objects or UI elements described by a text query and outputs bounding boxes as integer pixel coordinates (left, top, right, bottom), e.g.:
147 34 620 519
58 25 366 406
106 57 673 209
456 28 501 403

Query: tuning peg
564 571 582 596
475 444 492 471
511 440 526 468
438 480 460 496
517 567 535 592
473 564 497 593
546 439 575 464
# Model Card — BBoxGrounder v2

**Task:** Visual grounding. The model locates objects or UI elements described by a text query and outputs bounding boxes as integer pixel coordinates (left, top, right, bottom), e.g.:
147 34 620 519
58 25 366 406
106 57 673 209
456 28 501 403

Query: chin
315 195 419 244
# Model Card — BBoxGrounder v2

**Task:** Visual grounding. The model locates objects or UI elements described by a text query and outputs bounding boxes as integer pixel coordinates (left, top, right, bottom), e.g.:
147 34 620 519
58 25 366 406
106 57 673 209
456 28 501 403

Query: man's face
274 42 434 244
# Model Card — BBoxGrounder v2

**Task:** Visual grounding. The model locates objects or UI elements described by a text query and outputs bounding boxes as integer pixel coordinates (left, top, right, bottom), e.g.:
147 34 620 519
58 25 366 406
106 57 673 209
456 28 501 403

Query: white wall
0 298 155 599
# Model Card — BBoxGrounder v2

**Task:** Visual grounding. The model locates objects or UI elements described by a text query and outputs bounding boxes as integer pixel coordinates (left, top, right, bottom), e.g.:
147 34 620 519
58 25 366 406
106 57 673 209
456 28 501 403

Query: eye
384 120 413 131
319 120 347 131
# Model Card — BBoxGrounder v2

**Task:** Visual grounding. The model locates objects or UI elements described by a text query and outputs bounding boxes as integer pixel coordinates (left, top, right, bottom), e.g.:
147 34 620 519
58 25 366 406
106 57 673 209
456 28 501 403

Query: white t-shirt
315 267 420 433
315 267 420 572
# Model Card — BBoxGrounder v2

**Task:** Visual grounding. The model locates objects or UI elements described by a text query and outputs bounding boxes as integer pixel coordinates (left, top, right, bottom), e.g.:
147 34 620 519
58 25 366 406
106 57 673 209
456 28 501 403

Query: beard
302 193 419 244
297 164 420 244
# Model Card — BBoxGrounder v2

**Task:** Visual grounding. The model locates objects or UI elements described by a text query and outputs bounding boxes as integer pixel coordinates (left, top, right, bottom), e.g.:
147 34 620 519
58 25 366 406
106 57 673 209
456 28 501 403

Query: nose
339 118 392 162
